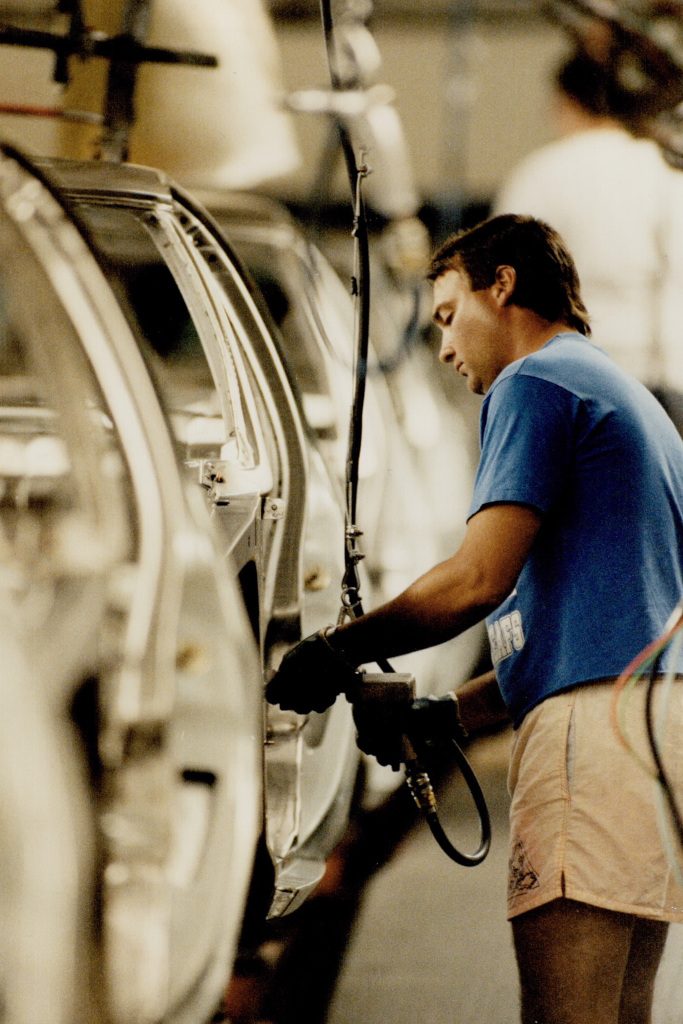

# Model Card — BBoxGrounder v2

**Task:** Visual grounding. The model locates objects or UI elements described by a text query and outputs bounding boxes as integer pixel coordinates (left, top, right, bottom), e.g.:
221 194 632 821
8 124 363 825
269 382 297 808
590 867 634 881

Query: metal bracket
262 497 285 521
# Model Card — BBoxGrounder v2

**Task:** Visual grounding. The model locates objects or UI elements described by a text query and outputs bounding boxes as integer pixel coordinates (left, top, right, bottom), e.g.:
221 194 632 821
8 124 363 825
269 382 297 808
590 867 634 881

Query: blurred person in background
495 49 683 432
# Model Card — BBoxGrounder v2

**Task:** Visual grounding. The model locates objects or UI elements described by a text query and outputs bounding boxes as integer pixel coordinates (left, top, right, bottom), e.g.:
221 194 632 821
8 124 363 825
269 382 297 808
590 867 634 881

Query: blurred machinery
544 0 683 163
0 0 301 185
129 0 301 187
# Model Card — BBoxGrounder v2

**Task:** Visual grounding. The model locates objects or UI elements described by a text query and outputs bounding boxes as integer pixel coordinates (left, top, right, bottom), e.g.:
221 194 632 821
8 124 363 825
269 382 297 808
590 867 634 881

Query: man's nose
439 337 456 364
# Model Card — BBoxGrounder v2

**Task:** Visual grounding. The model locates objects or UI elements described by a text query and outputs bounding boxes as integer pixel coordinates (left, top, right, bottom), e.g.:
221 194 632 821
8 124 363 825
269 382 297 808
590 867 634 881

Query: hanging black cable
319 0 373 628
318 0 490 867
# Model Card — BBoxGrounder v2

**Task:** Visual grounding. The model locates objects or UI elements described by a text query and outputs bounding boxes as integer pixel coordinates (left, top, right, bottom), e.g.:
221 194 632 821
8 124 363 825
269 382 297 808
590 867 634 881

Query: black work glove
265 629 361 714
405 694 469 757
350 683 411 772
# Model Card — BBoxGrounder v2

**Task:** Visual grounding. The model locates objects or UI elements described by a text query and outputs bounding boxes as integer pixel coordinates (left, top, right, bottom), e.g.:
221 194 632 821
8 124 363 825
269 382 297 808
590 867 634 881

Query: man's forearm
330 555 500 666
452 668 510 735
329 504 542 667
332 590 490 665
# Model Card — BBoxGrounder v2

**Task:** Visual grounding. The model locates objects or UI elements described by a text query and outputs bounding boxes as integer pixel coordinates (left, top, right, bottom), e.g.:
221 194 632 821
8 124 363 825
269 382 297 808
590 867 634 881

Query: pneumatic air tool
348 667 491 867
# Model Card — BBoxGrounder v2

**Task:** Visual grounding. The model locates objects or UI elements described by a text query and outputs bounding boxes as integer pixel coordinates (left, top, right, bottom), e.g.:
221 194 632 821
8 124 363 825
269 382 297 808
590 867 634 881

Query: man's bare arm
332 503 542 665
452 668 510 734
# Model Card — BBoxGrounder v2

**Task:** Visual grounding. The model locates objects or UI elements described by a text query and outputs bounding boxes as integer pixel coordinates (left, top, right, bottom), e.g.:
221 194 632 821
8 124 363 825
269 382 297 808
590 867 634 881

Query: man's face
431 267 507 395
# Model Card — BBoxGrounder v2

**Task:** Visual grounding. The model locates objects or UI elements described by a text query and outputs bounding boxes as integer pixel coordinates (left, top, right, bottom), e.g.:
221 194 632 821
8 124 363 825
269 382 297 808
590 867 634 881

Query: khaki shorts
507 678 683 921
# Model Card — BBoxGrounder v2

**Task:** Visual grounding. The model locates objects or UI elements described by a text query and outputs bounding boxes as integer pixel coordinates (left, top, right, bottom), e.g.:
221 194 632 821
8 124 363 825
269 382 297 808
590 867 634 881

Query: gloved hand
265 629 361 714
351 686 411 772
405 693 469 755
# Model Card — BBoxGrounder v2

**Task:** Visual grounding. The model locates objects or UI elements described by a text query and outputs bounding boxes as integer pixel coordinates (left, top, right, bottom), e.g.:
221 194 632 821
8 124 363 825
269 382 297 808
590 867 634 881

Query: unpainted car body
37 156 362 920
0 145 262 1024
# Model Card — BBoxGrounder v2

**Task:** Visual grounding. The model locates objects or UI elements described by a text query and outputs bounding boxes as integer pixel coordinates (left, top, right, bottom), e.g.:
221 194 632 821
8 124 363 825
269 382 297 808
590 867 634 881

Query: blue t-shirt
468 332 683 727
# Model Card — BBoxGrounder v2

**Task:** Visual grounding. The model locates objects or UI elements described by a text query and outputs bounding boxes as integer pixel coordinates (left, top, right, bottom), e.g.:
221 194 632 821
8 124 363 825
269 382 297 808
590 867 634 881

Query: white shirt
495 126 683 390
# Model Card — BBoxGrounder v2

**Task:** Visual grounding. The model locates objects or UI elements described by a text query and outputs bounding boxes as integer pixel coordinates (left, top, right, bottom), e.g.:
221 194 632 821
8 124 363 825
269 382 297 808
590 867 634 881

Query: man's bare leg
511 898 667 1024
618 914 668 1024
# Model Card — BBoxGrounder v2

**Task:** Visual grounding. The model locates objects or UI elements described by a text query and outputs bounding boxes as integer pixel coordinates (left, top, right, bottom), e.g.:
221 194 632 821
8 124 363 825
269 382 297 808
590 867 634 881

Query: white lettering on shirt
488 610 525 666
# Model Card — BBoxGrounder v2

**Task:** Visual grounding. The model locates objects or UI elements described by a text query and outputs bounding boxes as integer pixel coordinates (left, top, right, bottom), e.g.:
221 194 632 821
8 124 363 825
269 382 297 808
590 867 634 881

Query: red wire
0 104 101 123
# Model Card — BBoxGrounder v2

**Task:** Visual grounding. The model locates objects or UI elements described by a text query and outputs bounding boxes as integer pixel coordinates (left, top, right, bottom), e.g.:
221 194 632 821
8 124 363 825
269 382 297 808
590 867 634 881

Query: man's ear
492 265 516 306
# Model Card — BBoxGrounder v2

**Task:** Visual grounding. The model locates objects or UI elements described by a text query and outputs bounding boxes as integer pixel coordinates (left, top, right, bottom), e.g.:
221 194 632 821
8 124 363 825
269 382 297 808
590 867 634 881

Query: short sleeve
468 373 579 519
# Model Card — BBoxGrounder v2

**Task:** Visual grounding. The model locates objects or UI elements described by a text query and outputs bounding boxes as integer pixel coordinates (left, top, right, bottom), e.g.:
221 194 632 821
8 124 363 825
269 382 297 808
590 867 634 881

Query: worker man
266 214 683 1024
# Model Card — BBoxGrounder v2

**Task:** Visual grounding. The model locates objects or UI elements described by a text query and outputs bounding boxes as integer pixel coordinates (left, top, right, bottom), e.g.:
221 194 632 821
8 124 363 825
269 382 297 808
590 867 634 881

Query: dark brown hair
428 214 591 336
